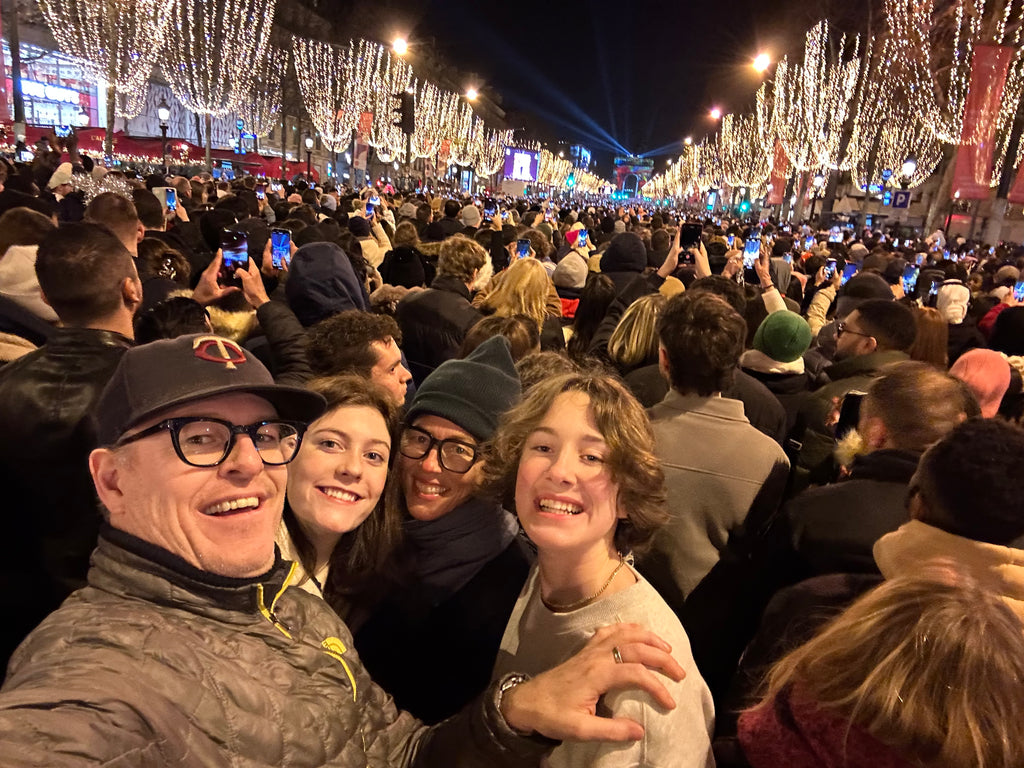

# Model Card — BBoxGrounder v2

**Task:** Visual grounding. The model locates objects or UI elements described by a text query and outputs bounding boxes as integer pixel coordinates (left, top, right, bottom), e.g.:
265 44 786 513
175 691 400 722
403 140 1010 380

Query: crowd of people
0 134 1023 767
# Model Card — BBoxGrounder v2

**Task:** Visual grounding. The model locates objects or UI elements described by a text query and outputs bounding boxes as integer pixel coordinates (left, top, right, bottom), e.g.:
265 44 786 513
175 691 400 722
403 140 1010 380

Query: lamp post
810 171 825 223
304 134 314 179
900 154 917 190
157 97 170 174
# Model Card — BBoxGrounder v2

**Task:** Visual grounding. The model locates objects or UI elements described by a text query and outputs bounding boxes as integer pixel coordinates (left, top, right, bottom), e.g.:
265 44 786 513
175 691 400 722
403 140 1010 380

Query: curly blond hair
483 372 668 554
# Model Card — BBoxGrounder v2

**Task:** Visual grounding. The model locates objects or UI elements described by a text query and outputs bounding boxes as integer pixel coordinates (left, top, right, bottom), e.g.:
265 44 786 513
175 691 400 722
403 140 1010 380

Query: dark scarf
403 496 518 605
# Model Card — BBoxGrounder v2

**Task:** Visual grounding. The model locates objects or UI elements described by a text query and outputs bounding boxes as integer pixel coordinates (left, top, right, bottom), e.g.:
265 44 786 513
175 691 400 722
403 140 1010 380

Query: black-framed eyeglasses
115 417 306 467
398 425 479 474
836 320 874 340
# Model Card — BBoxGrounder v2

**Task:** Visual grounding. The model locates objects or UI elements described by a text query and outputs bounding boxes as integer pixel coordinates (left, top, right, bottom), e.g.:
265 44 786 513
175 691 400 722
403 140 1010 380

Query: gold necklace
541 554 626 613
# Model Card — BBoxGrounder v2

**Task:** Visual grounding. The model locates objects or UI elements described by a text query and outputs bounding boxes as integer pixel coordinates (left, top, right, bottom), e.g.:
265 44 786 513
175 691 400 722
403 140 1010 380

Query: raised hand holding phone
191 251 241 305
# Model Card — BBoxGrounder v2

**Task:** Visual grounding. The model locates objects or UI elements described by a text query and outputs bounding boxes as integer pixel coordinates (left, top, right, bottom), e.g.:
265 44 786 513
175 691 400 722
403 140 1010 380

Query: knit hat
94 334 326 445
613 219 626 233
753 311 813 364
406 336 521 441
848 243 869 260
379 247 427 289
536 222 554 242
552 252 589 289
398 202 418 218
990 306 1024 357
949 349 1012 418
936 281 971 324
348 216 371 237
600 232 647 274
47 162 73 189
461 205 481 227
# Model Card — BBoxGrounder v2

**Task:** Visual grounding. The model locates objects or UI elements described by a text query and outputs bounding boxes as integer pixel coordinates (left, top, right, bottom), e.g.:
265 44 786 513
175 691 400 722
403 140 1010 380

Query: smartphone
1014 279 1024 302
577 229 589 250
54 125 72 138
484 202 497 219
840 262 859 286
743 236 761 270
823 258 838 280
365 204 374 220
781 225 791 234
219 230 249 284
835 391 867 442
679 223 703 249
902 265 920 294
783 253 793 264
370 195 381 206
916 254 926 266
516 239 531 259
256 187 265 200
828 226 843 243
271 228 291 269
928 277 942 300
501 210 509 221
804 235 815 251
164 187 177 212
727 234 735 248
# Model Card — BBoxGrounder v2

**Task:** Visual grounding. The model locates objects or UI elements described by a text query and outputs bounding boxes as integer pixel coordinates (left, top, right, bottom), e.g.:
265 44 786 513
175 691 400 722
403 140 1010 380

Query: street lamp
304 134 314 179
901 154 917 189
753 53 771 73
157 97 170 174
393 37 408 56
810 171 826 222
709 107 722 120
683 136 693 145
465 87 479 101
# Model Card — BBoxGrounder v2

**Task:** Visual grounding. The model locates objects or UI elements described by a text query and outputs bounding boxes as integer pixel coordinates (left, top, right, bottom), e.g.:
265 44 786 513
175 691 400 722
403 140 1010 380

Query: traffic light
394 92 415 135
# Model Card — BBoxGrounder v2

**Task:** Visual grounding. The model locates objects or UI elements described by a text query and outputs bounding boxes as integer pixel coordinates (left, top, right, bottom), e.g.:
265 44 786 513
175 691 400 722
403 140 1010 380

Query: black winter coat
395 275 482 385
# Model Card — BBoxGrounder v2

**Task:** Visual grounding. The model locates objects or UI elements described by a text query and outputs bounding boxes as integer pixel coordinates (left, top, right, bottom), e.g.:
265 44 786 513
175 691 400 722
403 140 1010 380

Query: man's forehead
140 392 278 426
372 337 401 362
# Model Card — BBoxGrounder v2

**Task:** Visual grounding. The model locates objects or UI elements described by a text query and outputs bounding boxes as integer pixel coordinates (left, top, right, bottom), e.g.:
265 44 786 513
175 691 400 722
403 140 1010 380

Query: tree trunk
204 113 212 170
104 85 116 158
925 147 957 233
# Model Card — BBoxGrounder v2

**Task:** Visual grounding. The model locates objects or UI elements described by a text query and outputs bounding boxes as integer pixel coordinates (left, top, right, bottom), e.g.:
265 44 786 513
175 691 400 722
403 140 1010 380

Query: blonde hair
753 571 1024 768
480 257 550 327
607 293 666 371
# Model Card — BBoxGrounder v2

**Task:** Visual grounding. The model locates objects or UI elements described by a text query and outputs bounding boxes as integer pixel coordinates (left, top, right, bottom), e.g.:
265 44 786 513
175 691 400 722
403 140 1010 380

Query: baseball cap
95 334 326 445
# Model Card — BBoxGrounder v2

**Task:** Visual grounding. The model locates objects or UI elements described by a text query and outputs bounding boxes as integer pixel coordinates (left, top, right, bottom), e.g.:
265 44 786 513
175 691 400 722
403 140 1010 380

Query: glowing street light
466 87 479 101
683 136 693 145
753 53 771 73
393 37 408 56
709 107 722 120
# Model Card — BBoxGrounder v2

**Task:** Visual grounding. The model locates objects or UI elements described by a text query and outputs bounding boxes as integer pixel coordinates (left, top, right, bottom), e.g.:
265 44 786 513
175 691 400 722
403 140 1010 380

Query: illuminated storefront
2 40 98 128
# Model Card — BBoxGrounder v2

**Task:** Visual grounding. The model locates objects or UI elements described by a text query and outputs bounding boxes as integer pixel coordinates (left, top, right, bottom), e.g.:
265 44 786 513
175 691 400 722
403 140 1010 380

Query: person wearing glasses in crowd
354 336 536 724
0 333 686 765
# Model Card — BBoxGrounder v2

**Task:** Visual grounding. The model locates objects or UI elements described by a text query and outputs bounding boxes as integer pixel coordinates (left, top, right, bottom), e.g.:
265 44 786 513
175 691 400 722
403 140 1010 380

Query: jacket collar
825 350 909 381
91 525 294 624
49 327 134 349
429 273 472 299
846 449 921 484
656 389 748 421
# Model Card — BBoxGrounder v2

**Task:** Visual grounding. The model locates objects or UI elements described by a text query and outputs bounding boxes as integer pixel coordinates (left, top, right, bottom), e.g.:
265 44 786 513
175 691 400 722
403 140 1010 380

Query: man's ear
860 414 888 451
90 448 127 520
135 221 146 244
123 277 143 315
658 344 672 383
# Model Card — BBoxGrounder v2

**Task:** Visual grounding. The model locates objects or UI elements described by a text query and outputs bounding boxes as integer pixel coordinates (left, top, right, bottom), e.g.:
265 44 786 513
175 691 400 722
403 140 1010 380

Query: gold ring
612 646 623 664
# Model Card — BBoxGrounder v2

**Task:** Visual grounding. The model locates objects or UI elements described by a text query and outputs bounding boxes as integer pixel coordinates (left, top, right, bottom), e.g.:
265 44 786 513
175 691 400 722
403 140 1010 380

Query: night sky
356 0 875 174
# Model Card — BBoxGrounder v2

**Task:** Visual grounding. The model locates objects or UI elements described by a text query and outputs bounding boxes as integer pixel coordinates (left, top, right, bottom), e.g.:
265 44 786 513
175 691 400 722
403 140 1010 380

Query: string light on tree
238 46 288 137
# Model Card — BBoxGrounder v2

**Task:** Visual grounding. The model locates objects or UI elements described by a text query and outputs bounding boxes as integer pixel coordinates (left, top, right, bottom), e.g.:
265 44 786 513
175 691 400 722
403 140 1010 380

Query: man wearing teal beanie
355 335 535 724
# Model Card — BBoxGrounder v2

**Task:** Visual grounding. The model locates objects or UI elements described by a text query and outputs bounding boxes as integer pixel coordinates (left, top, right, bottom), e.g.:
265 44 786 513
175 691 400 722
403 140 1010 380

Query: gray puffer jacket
0 527 549 767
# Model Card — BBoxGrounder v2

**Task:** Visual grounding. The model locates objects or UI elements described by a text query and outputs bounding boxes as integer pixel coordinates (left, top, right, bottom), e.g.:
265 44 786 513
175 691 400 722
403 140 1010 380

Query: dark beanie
406 336 521 441
379 247 427 288
600 233 647 274
348 216 371 237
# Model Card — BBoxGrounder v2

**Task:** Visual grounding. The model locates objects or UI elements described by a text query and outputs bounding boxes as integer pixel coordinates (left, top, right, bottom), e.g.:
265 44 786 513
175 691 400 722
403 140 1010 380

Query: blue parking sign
893 190 912 209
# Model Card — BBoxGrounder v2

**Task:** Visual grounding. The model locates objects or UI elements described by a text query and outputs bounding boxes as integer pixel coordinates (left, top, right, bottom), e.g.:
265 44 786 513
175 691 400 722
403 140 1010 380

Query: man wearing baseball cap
0 334 684 765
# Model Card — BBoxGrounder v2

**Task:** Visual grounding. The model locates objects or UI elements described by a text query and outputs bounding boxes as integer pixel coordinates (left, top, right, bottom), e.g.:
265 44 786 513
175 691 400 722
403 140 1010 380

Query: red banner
952 45 1015 200
357 111 373 139
438 138 452 164
0 14 8 123
767 140 788 205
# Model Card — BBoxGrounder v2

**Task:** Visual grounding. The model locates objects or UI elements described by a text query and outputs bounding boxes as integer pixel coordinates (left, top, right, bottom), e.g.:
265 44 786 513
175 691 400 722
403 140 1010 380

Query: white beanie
937 281 971 325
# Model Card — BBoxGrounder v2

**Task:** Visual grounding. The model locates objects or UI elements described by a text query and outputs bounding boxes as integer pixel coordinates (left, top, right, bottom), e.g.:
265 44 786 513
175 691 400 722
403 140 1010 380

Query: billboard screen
503 147 540 183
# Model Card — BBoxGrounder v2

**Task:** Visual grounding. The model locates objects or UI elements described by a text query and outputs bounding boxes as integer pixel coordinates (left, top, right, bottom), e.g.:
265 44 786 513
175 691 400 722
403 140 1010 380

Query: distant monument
614 156 655 197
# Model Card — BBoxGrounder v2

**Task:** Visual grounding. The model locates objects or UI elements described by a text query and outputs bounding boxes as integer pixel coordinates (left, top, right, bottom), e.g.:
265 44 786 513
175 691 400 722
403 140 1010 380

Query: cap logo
193 336 246 370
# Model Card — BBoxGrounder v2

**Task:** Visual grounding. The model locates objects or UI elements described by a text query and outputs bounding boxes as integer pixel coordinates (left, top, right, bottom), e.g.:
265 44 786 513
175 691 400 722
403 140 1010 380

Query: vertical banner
0 12 8 123
438 138 452 166
353 140 369 172
952 45 1015 199
357 111 373 139
767 140 788 206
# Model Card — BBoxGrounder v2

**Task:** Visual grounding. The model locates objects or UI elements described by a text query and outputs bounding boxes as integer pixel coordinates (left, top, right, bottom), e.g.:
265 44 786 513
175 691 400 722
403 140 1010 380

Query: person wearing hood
935 279 984 364
353 337 533 724
599 232 648 294
285 241 368 327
